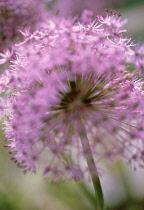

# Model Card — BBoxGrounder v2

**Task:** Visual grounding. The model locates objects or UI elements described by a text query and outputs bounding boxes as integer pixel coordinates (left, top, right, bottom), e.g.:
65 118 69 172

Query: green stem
79 120 105 210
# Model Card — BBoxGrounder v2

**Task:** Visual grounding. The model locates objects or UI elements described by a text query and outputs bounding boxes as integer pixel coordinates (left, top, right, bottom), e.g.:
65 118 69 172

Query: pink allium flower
2 11 144 181
0 0 47 50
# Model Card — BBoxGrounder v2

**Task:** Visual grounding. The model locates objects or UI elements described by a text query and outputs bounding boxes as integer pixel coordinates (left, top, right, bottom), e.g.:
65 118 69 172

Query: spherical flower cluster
2 11 144 181
0 0 46 50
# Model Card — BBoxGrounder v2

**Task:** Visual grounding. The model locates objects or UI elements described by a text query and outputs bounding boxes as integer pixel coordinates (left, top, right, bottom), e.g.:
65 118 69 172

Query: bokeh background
0 0 144 209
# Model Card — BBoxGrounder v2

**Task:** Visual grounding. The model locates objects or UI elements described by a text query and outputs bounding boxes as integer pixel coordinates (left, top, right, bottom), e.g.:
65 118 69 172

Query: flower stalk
79 119 105 210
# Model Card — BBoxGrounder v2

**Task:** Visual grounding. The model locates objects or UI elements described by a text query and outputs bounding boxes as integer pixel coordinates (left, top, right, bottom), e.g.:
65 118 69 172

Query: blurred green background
1 0 144 209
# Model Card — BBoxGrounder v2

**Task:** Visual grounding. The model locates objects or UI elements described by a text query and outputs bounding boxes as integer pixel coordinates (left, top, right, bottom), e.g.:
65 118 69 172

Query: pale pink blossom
1 11 144 180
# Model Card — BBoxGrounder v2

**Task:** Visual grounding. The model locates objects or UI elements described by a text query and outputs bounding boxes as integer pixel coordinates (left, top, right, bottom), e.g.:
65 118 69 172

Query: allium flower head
2 11 144 180
0 0 46 50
